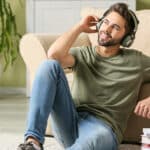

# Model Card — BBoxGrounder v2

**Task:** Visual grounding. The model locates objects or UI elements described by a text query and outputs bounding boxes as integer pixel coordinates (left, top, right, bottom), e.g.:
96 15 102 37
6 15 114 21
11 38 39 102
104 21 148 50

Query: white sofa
20 8 150 148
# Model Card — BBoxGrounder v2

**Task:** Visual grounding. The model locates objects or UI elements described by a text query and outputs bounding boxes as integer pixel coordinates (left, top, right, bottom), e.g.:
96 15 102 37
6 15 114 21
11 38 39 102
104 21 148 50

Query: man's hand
134 97 150 119
78 15 99 33
48 15 99 68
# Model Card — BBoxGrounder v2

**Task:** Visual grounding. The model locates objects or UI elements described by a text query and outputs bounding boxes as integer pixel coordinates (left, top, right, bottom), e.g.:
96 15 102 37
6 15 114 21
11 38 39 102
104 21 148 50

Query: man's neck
96 45 120 57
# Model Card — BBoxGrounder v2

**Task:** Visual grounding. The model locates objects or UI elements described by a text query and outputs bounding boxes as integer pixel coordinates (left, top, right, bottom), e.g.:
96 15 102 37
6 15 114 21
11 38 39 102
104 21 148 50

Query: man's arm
47 15 98 68
134 97 150 119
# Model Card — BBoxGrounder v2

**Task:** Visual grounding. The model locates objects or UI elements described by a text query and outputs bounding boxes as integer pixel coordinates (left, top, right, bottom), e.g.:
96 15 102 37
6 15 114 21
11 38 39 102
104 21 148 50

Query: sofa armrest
20 33 59 71
20 33 57 96
20 33 91 96
20 33 90 71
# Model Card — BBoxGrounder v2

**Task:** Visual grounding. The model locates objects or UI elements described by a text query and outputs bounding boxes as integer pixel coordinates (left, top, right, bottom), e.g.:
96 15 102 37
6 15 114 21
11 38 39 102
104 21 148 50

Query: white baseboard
0 87 26 95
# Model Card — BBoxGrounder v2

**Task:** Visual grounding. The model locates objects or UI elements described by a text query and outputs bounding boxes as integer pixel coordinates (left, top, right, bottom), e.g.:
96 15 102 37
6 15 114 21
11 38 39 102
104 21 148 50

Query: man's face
98 11 126 47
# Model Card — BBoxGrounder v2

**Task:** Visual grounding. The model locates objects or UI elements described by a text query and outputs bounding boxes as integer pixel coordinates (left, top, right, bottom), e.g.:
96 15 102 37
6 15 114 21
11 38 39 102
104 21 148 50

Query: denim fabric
24 60 118 150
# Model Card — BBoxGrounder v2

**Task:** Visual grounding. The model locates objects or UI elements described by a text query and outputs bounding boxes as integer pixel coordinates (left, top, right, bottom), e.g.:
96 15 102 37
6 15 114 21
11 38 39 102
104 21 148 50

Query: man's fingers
147 111 150 119
89 22 98 26
90 15 99 22
134 103 144 116
134 103 150 119
134 103 140 114
86 15 99 24
138 105 145 116
134 98 150 119
88 29 98 33
142 106 149 118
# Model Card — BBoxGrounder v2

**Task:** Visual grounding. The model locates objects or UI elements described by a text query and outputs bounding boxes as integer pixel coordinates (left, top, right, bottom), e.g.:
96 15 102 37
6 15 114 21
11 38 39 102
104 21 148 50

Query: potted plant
0 0 21 71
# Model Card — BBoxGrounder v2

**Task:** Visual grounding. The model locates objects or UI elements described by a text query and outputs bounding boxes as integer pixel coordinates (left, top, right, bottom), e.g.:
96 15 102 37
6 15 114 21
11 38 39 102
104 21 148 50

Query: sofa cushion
81 8 150 56
131 10 150 56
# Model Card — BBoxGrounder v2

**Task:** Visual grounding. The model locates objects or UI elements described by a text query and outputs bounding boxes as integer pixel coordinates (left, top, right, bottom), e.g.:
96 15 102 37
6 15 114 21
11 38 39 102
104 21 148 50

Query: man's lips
99 32 112 40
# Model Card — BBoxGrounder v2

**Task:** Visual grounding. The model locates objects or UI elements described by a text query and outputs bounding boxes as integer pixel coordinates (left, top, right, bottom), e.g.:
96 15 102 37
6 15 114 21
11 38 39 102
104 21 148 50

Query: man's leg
18 59 78 149
66 112 118 150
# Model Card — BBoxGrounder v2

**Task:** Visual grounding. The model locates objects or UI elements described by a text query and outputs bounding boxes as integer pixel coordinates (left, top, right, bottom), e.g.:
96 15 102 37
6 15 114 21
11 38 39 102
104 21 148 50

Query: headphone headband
122 9 139 47
128 10 139 34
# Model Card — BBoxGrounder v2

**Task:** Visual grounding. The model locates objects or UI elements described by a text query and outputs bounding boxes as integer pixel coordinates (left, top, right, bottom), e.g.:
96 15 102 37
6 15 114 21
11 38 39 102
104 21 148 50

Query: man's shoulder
121 48 142 56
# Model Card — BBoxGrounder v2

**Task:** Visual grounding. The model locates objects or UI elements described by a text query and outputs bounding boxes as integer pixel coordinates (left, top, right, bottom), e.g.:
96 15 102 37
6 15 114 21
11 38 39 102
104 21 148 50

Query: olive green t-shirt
70 46 150 143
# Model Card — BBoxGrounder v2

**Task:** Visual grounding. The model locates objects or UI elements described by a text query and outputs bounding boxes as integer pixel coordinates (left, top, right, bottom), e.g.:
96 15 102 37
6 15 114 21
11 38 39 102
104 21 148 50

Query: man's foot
17 141 43 150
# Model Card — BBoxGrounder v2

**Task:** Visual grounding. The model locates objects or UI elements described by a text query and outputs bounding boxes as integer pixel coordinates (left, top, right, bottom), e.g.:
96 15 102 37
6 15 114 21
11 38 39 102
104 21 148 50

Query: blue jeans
25 60 118 150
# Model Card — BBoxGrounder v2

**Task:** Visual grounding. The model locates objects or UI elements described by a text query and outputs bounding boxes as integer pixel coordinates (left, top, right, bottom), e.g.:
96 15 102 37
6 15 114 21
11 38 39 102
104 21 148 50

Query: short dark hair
103 3 135 35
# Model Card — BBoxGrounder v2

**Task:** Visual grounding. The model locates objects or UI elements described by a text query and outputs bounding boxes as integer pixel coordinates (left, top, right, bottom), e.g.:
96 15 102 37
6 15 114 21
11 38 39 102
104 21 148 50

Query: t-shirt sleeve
69 46 84 70
141 53 150 83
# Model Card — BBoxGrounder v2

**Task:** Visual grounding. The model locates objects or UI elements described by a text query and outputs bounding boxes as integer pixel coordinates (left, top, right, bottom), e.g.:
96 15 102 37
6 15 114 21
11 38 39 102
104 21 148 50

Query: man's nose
105 25 112 33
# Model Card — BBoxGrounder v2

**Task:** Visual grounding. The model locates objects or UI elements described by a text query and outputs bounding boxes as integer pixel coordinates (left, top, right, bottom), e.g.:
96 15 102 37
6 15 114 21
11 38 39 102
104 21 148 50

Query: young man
18 3 150 150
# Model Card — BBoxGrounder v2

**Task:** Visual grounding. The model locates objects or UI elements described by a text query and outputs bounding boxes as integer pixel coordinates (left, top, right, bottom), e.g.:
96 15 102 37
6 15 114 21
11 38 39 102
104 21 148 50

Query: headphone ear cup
121 10 139 47
121 35 133 47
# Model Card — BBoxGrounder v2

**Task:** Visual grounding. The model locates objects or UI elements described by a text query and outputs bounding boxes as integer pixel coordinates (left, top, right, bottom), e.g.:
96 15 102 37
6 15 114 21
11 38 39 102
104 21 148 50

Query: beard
98 31 123 47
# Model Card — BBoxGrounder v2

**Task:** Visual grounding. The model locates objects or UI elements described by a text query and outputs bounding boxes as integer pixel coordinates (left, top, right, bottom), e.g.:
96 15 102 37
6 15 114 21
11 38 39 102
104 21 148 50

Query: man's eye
113 25 120 31
103 20 108 24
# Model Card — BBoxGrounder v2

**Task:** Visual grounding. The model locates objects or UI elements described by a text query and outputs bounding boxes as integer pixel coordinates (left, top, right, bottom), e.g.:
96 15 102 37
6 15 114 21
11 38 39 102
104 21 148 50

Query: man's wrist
73 23 84 34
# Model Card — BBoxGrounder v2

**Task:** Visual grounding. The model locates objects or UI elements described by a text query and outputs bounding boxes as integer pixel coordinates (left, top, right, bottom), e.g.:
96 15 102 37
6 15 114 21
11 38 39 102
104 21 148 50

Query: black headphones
96 10 139 47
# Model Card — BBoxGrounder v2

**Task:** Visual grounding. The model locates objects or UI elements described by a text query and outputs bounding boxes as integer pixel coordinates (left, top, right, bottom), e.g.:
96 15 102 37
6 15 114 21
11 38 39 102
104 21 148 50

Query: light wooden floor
0 94 62 149
0 94 28 134
0 94 141 150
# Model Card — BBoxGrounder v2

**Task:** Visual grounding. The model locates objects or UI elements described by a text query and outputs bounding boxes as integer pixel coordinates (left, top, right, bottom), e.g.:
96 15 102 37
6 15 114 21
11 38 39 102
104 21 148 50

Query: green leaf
0 0 21 71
